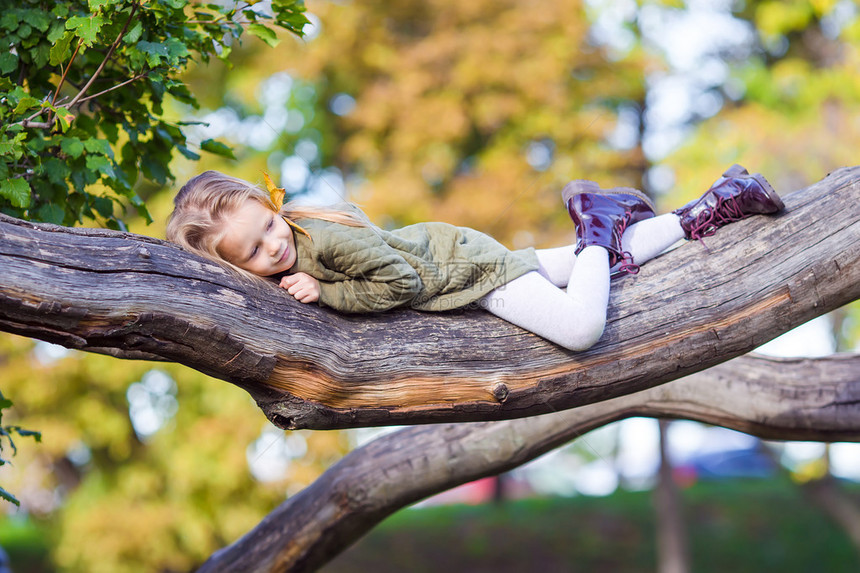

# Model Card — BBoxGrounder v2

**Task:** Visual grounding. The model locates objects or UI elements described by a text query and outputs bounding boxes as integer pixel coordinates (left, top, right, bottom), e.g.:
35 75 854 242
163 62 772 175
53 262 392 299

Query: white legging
480 213 685 351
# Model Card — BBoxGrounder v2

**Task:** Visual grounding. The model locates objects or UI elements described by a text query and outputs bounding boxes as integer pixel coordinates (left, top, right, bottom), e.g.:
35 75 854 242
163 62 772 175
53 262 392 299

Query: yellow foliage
0 332 349 571
755 0 813 37
5 1 859 570
277 0 647 246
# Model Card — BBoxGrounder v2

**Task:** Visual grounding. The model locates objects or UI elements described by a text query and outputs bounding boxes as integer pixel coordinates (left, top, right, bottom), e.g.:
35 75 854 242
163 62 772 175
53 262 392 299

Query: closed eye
249 217 273 260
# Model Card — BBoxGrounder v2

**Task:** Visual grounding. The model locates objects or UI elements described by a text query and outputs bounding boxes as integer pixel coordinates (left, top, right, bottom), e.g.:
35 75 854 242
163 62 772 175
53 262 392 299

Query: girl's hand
279 272 320 304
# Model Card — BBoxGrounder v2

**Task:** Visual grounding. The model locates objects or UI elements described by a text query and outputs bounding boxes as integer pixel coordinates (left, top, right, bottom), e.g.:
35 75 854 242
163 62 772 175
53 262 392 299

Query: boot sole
723 164 785 212
561 179 656 211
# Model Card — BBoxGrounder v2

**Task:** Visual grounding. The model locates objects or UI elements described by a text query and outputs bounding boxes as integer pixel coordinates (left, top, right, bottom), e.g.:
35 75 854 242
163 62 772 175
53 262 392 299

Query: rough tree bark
0 167 858 430
197 353 860 572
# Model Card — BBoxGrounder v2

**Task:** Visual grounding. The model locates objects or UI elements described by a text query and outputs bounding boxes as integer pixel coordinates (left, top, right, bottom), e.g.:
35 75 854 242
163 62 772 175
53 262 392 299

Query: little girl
166 165 783 352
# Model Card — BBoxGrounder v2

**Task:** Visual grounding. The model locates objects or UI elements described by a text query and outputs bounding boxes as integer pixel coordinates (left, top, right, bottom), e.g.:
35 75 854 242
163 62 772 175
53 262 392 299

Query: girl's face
218 199 297 277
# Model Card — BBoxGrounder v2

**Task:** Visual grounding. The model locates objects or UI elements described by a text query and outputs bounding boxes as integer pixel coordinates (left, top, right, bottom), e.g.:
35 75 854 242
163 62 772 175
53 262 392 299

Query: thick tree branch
0 168 858 429
197 353 860 573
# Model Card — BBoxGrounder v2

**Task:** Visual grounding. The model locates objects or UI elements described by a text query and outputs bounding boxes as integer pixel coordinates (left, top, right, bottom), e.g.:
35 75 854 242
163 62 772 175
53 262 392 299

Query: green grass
1 478 857 572
323 479 860 573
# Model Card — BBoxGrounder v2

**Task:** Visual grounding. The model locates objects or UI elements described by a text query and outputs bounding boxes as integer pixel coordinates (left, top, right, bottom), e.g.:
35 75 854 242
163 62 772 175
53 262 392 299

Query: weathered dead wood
197 353 860 573
1 167 859 429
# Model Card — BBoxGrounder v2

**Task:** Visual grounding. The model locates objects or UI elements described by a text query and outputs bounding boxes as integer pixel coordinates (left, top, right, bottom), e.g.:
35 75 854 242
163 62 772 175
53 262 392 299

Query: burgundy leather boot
673 164 784 240
562 180 656 274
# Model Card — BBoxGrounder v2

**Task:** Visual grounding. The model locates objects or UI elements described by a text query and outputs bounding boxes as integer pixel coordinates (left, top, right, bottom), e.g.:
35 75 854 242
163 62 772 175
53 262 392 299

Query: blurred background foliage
1 0 860 571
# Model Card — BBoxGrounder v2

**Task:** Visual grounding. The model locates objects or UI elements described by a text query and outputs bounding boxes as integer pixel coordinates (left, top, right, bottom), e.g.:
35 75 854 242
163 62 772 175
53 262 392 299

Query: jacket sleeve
315 226 424 313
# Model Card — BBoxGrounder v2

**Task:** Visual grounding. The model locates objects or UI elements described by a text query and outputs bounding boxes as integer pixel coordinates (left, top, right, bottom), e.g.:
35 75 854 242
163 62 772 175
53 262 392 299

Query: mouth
277 244 289 264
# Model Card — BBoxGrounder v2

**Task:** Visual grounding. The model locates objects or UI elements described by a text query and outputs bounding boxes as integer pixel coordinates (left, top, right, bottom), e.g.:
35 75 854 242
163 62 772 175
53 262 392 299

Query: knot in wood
136 246 151 259
492 383 509 402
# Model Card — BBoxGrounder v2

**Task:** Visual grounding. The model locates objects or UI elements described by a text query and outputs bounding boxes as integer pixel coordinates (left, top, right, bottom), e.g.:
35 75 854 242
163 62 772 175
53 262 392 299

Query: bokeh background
2 0 860 571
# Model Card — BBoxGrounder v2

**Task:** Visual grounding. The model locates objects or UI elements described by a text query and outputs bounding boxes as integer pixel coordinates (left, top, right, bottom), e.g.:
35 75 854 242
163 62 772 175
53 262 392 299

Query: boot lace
613 212 640 277
688 194 745 240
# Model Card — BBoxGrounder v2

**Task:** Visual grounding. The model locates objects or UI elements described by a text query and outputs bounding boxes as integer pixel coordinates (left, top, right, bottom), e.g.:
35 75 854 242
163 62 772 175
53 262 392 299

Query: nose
267 237 280 257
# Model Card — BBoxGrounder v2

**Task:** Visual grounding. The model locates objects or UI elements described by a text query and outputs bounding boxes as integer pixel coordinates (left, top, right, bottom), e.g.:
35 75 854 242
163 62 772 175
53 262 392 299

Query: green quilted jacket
288 204 539 313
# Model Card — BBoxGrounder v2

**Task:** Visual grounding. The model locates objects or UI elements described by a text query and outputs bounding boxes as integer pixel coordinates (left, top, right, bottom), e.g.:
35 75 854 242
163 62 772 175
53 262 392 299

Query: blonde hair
166 170 365 281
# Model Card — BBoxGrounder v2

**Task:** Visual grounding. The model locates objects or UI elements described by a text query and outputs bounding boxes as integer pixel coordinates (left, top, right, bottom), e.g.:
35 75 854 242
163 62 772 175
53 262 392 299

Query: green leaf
86 154 115 178
0 12 20 32
166 81 196 106
47 20 66 43
40 158 70 184
32 43 51 68
83 138 113 156
140 154 168 183
6 86 28 102
55 108 76 132
61 137 85 158
0 178 31 208
51 4 69 18
93 196 113 218
137 41 169 65
247 23 280 47
129 193 152 223
14 429 41 443
66 15 105 46
0 52 17 75
216 43 233 64
25 135 47 153
0 133 25 156
200 138 236 159
100 120 119 143
37 203 65 224
88 0 110 11
50 32 74 66
123 20 143 44
0 485 20 507
13 96 39 115
176 145 200 160
166 37 190 60
25 10 51 32
18 24 35 43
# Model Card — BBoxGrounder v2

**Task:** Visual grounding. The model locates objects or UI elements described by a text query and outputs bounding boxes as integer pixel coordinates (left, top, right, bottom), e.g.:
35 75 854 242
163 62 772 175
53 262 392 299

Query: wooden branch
1 168 859 429
51 38 83 107
75 72 149 105
196 353 860 573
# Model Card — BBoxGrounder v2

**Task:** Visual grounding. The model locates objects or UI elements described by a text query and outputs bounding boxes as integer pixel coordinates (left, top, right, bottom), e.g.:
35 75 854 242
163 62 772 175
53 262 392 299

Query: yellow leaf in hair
263 171 285 209
286 217 313 240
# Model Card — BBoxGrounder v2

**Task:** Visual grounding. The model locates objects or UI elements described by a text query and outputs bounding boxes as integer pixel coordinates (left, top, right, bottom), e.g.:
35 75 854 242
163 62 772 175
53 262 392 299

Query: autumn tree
2 0 860 572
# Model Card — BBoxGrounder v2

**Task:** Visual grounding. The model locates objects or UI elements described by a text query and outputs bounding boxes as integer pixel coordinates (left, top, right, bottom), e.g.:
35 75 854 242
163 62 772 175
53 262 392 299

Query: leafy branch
64 0 142 111
0 391 42 507
0 0 309 227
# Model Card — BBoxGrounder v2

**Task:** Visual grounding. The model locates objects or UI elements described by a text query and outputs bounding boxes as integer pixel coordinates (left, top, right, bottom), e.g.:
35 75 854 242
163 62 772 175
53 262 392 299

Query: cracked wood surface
0 167 858 429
